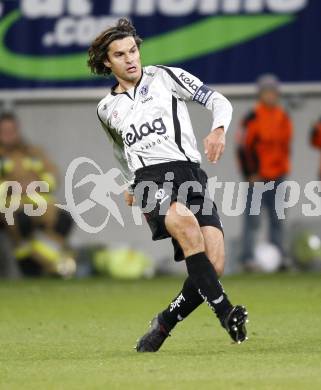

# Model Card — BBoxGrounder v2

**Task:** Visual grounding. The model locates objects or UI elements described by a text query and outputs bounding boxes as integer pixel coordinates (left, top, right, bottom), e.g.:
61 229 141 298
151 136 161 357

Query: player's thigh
165 202 204 254
201 226 225 277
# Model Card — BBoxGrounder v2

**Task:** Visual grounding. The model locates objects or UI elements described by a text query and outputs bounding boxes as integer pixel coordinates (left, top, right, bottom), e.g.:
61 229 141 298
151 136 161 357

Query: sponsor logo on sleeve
179 72 199 92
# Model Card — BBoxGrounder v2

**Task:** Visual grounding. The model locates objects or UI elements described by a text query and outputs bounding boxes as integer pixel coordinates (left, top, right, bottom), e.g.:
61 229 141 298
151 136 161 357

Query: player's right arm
97 104 135 197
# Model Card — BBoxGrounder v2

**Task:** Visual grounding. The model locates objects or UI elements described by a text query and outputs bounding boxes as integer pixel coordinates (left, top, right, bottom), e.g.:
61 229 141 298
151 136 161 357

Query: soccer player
88 18 248 352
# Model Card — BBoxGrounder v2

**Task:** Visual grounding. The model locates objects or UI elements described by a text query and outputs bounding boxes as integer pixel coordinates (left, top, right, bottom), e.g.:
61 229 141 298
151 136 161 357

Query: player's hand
124 190 135 206
203 126 225 163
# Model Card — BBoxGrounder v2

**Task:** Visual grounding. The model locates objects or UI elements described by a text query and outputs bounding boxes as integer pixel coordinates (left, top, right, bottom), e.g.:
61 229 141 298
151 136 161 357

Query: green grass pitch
0 273 320 390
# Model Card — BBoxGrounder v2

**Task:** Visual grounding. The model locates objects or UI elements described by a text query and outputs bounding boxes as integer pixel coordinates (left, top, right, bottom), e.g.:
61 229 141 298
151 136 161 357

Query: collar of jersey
111 69 144 101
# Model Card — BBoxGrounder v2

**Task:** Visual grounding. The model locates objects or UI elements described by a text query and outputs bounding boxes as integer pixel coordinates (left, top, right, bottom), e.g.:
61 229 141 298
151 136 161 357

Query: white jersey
97 65 233 192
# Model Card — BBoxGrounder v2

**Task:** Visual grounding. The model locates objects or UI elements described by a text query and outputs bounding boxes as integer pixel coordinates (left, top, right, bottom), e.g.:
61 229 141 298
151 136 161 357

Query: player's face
0 119 21 147
104 36 141 83
259 89 279 106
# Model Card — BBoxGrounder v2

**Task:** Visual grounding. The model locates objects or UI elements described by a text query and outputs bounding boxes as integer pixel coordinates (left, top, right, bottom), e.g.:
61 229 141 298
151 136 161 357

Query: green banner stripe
0 10 293 81
141 14 294 65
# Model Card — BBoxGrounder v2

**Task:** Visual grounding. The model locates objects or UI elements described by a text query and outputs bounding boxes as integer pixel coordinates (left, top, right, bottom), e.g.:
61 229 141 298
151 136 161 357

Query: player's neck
115 72 142 93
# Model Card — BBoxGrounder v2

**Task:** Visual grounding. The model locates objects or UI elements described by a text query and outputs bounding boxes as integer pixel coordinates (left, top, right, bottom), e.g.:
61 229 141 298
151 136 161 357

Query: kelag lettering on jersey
125 118 167 147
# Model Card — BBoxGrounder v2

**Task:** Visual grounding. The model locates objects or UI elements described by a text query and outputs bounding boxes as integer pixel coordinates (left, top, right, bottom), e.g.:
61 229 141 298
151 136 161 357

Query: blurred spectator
310 118 321 179
0 112 74 276
236 75 293 271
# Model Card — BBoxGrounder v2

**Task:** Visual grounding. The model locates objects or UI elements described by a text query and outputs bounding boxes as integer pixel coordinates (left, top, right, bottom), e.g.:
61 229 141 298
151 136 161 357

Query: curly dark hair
87 18 142 77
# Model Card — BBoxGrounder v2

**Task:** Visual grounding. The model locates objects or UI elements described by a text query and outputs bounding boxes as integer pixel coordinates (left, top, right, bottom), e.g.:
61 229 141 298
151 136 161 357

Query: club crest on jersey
124 118 167 147
179 72 199 92
139 85 149 97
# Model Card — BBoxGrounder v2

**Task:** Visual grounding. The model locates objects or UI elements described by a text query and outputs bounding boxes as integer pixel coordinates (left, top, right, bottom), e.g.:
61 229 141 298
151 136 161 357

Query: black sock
160 276 203 331
185 252 233 320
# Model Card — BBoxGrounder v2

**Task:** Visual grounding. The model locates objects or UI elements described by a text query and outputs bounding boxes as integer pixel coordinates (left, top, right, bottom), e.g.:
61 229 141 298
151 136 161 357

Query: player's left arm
202 91 232 163
160 66 232 163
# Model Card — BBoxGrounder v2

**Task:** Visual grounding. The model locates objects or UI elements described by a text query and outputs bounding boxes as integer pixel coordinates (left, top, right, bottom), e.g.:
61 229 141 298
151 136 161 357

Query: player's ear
104 55 112 69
